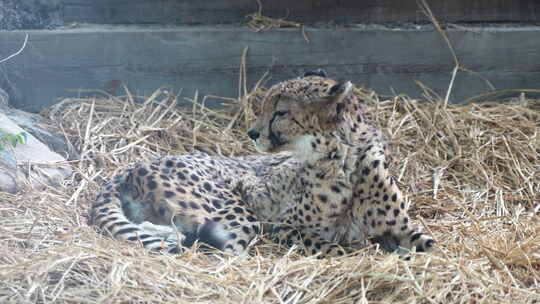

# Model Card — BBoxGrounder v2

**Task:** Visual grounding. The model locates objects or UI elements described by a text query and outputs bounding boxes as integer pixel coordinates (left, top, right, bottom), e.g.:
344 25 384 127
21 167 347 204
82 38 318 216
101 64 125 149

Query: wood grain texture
1 26 539 112
63 0 540 25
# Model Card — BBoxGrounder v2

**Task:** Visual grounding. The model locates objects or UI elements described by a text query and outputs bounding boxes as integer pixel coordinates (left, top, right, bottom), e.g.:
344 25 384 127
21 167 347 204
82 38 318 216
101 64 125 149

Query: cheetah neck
248 110 365 222
302 135 354 180
274 109 367 184
266 132 352 189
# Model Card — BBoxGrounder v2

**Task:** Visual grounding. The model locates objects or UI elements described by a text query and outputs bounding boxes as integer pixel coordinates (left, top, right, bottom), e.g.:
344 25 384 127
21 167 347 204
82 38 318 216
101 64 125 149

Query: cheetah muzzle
90 70 435 257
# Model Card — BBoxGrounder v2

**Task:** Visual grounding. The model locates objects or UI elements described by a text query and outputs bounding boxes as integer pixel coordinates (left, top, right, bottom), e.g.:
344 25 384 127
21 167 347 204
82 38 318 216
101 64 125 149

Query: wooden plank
63 0 540 25
62 0 258 25
1 26 539 112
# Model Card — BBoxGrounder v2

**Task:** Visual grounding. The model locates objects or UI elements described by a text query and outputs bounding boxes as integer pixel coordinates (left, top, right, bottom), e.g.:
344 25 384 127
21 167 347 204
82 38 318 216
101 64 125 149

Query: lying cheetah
90 70 434 257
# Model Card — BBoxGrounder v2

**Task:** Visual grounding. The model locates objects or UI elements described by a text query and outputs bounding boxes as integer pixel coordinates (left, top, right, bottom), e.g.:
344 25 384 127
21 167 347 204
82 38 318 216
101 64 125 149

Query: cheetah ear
327 81 353 105
308 81 353 109
303 69 327 78
308 81 354 128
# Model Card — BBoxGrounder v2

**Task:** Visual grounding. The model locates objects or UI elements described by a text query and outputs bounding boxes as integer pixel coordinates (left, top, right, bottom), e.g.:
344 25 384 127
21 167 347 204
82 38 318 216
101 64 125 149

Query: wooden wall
1 1 539 111
63 0 540 24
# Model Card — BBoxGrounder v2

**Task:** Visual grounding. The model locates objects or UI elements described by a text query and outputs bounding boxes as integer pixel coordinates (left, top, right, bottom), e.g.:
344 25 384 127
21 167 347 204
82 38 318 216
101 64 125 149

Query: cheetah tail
90 191 232 253
89 192 182 252
181 219 232 251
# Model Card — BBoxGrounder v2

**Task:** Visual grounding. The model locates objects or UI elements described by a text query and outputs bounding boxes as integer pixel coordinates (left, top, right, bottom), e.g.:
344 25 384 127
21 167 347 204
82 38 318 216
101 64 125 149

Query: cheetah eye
270 111 288 125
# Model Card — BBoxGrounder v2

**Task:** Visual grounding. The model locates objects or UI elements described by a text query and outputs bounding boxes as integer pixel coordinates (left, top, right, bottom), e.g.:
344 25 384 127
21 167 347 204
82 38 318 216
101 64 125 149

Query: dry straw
0 78 539 303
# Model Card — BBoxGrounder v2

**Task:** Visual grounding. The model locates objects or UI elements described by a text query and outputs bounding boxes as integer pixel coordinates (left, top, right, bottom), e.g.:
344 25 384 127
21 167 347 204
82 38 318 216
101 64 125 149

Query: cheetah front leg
351 130 434 253
271 221 348 257
208 205 263 257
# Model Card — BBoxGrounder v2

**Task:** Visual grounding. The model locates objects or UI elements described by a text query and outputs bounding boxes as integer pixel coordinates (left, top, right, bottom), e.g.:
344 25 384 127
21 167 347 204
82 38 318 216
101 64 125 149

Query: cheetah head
247 73 354 155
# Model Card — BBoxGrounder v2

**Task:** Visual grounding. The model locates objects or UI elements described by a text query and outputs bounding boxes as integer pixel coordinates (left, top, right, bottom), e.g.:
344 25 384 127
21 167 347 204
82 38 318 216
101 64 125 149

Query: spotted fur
89 72 434 257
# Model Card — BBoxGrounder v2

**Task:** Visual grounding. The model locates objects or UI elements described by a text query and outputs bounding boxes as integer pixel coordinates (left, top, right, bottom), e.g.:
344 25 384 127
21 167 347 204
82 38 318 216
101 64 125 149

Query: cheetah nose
247 129 260 140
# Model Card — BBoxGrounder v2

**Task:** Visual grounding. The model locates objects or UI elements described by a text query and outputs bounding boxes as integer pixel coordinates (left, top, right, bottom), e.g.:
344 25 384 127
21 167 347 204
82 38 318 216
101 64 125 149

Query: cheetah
89 70 434 257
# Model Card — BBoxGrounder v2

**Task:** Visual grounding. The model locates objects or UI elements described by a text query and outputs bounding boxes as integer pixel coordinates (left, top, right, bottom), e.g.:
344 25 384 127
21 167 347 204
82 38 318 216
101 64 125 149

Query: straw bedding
0 84 539 303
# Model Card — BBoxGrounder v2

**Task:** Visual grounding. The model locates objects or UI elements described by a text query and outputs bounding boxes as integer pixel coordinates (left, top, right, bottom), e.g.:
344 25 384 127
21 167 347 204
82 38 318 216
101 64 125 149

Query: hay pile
1 84 539 303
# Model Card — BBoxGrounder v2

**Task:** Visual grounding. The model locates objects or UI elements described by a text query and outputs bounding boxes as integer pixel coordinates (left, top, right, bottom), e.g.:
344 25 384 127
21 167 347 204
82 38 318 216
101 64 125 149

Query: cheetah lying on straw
89 70 434 257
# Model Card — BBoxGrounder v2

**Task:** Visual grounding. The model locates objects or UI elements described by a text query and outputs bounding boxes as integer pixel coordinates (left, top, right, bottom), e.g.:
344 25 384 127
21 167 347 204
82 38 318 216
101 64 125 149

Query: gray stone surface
4 108 75 159
0 87 72 157
0 112 71 194
1 25 540 112
0 88 9 110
